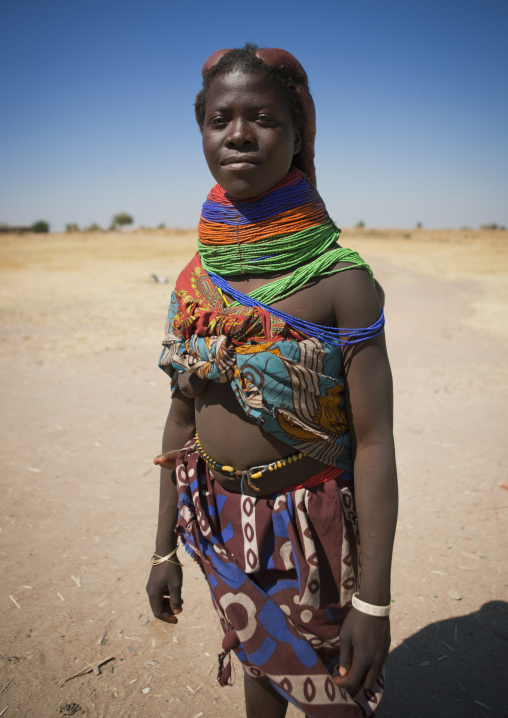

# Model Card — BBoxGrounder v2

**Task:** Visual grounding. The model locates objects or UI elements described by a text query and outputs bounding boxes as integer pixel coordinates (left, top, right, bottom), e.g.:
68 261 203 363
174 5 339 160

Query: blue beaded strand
209 273 385 347
201 176 319 226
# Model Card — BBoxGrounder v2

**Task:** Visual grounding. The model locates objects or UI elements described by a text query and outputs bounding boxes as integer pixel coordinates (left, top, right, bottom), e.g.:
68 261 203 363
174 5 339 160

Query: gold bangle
151 546 183 566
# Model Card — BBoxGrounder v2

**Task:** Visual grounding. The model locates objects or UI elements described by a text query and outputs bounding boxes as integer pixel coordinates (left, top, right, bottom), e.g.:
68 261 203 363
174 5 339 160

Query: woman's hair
195 43 308 133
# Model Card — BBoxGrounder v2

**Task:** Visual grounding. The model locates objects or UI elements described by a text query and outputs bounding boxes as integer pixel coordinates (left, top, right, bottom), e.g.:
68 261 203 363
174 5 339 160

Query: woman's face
202 71 301 199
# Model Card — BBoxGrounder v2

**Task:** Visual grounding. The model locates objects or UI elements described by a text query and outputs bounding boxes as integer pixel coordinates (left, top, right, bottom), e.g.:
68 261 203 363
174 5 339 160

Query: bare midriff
191 269 344 497
195 381 330 496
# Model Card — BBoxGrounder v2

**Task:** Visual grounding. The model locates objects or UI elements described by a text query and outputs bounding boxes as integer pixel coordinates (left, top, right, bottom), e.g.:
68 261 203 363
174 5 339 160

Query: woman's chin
217 175 264 199
211 166 290 200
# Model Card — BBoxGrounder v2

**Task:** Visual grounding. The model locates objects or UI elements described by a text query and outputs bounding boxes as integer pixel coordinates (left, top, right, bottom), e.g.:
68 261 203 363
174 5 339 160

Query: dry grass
1 228 507 360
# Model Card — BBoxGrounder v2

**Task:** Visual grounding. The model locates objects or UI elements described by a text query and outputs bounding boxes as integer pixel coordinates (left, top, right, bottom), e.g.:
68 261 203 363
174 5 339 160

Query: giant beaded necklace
198 169 373 308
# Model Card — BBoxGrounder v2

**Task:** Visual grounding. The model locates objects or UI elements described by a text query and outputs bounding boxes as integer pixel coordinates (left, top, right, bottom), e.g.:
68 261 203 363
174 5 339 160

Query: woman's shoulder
323 261 383 329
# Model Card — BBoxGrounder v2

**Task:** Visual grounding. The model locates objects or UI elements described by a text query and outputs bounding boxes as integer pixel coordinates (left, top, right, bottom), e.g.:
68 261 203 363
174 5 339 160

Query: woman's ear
293 130 302 155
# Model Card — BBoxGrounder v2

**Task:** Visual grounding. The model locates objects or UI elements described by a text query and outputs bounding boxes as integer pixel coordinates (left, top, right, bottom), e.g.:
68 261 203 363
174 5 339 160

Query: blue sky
0 0 507 231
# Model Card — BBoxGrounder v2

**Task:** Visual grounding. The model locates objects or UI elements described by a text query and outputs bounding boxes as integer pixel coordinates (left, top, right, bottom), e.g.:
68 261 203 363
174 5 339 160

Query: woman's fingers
153 449 181 468
337 629 352 677
333 610 389 692
168 587 183 615
146 563 184 624
333 653 368 694
363 663 383 693
167 561 183 614
147 589 178 624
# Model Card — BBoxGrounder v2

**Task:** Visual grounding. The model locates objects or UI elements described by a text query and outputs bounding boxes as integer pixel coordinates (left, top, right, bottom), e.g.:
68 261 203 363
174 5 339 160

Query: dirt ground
0 228 507 718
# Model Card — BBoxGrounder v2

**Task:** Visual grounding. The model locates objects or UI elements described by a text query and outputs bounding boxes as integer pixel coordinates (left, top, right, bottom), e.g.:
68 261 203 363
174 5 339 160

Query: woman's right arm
146 389 196 624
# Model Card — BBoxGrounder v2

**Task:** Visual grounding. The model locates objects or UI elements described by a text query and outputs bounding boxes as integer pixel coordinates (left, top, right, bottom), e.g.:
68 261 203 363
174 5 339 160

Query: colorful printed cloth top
159 253 353 471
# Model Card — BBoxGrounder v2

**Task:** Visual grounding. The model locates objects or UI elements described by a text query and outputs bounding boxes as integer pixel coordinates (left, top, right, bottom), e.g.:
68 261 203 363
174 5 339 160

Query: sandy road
0 229 507 717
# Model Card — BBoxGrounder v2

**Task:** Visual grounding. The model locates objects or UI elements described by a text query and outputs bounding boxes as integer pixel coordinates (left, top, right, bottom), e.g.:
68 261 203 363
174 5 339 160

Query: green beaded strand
199 222 340 276
199 220 373 307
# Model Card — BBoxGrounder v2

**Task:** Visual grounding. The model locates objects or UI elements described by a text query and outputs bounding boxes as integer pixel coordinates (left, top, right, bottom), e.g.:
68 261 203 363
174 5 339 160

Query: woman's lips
224 161 258 170
222 158 259 169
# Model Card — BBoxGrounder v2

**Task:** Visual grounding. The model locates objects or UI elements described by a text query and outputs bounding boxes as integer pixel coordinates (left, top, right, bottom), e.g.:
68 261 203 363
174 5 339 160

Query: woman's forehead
206 71 287 107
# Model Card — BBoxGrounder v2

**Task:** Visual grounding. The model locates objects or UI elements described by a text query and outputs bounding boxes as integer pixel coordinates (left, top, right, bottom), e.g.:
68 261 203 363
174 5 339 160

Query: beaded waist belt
195 433 305 494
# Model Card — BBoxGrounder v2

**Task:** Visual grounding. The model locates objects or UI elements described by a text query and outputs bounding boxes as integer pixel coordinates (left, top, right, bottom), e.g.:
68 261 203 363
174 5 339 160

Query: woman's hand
146 559 183 624
333 609 390 694
153 449 181 470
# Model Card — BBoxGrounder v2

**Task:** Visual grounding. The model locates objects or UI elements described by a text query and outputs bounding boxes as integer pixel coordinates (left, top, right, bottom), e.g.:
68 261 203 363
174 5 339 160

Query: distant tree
112 212 134 230
480 223 500 230
158 223 166 229
32 220 50 233
66 223 79 232
416 221 423 229
86 222 103 232
355 220 365 229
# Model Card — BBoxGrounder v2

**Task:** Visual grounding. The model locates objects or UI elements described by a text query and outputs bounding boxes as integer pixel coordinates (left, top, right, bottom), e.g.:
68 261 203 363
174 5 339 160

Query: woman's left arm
331 268 398 694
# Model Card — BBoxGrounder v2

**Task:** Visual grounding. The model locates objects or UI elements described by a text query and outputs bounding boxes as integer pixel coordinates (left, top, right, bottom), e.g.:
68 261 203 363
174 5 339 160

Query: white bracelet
352 592 391 617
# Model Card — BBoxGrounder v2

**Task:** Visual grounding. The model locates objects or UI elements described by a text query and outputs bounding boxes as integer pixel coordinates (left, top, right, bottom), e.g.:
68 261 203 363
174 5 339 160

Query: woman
147 44 397 718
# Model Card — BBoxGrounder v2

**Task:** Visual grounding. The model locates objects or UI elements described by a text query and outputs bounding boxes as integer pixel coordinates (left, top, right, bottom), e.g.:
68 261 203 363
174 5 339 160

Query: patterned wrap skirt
175 441 384 717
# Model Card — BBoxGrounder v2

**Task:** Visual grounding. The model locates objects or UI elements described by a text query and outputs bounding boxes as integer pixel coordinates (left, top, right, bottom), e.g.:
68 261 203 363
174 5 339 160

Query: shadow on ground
382 601 507 717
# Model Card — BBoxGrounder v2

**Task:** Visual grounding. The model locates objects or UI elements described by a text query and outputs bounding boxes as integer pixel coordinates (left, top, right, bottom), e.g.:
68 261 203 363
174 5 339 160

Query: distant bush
480 223 506 230
0 223 32 234
416 222 423 229
66 223 79 232
112 212 134 229
32 220 50 233
355 220 365 228
158 223 166 229
86 223 103 232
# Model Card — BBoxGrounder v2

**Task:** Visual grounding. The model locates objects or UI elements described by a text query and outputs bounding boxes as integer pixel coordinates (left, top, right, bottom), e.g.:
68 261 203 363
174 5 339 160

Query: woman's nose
226 117 255 147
